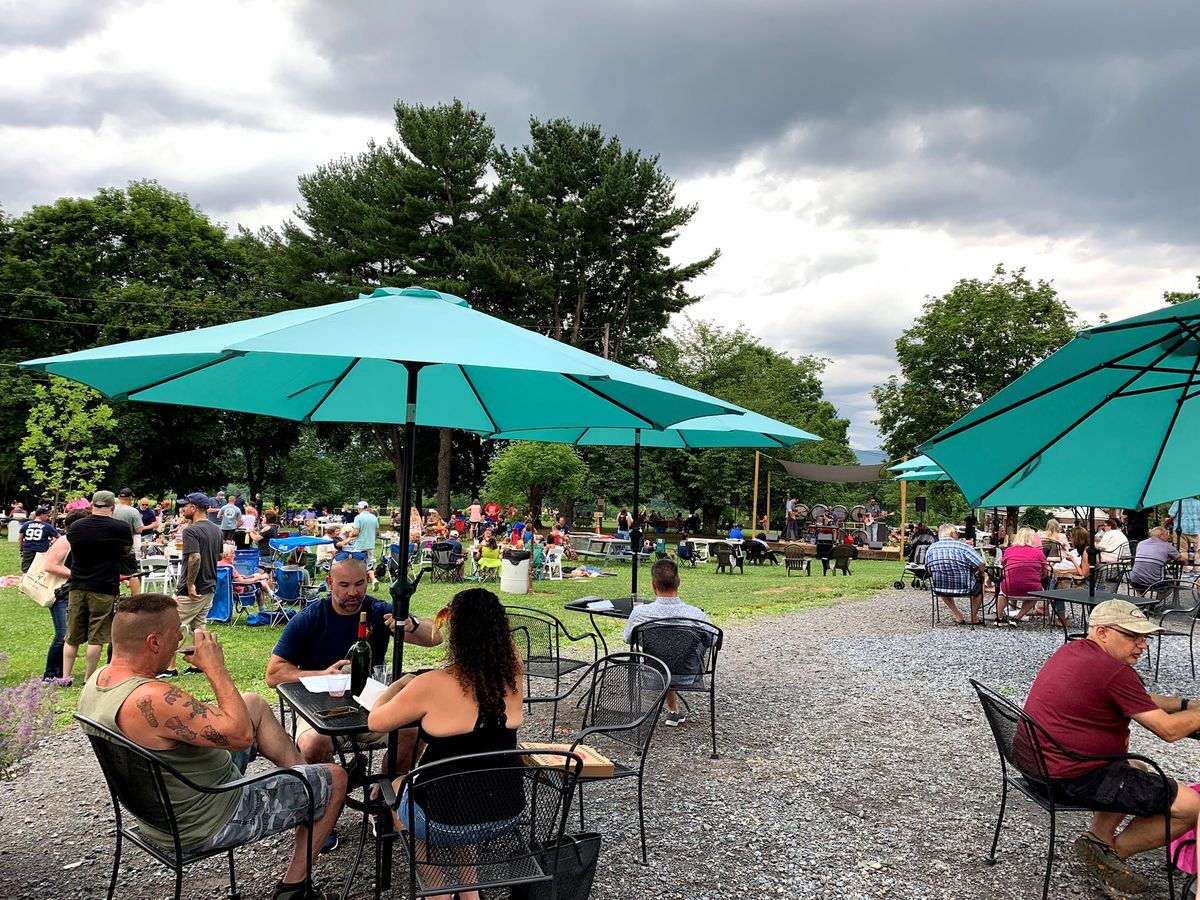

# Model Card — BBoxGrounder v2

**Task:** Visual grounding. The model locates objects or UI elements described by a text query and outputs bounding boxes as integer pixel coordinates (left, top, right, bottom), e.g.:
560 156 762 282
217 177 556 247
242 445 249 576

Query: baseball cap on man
118 487 134 498
91 490 116 508
177 492 211 509
357 501 369 509
1090 600 1165 635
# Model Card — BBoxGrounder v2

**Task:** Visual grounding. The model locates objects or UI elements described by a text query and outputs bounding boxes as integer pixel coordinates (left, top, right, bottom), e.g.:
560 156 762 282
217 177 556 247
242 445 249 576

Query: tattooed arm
116 632 252 751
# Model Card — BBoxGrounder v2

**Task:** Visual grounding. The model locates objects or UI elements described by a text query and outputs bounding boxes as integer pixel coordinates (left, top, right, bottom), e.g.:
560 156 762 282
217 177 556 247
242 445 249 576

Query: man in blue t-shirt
18 507 58 572
266 555 441 766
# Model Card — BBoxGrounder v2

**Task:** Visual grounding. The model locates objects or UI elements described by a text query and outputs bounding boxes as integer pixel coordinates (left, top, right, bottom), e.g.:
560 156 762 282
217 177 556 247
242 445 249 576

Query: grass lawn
0 537 898 723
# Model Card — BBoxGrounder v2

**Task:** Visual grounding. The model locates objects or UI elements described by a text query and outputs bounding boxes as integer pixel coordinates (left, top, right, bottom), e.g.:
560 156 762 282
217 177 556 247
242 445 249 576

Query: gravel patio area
3 588 1200 899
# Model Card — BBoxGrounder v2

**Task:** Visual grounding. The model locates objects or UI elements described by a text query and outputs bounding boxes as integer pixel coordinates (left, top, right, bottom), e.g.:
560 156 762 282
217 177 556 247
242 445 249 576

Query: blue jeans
399 787 520 847
44 594 68 678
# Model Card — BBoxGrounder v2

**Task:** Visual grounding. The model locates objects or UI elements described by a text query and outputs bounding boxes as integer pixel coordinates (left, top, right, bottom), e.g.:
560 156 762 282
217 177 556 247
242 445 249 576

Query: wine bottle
348 611 372 697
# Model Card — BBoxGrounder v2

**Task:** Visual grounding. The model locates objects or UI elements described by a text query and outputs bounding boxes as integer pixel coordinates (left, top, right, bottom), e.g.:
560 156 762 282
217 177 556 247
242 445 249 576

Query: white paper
299 675 332 692
354 677 388 711
585 599 615 611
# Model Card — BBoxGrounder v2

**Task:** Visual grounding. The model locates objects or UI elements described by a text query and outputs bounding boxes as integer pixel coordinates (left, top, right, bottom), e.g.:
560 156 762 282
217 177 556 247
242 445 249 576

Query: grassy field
0 537 898 721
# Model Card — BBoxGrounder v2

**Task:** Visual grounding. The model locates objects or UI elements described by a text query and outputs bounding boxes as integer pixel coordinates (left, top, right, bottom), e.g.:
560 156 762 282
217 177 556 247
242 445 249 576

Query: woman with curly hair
367 587 524 895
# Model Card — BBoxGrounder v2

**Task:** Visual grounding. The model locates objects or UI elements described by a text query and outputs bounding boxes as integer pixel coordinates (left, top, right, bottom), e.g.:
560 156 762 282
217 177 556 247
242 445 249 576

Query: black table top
1029 587 1157 608
277 680 370 737
563 595 635 620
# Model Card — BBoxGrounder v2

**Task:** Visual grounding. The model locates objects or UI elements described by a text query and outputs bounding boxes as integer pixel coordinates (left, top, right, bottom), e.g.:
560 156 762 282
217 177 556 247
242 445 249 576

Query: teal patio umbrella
493 410 819 598
888 455 939 473
20 285 743 680
920 296 1200 510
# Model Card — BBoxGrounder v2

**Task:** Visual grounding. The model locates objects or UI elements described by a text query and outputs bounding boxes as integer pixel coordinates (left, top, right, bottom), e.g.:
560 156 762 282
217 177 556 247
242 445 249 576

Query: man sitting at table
623 559 713 727
1022 599 1200 896
79 594 347 900
924 522 986 626
1128 526 1180 593
266 554 441 848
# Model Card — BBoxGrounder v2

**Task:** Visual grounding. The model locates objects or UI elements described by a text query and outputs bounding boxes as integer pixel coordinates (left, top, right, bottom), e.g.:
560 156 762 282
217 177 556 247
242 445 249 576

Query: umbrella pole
1087 506 1097 597
630 429 641 600
387 364 424 781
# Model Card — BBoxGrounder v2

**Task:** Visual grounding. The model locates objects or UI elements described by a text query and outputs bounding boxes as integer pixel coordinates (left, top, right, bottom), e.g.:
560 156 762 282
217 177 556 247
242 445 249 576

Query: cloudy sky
3 0 1199 448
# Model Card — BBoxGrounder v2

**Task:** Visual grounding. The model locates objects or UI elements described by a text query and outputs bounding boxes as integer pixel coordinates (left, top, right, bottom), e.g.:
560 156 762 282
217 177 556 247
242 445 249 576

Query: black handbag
511 831 601 900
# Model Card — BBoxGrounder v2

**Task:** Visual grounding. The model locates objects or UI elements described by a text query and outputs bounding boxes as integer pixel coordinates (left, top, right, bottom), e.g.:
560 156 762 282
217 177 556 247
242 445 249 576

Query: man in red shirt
1023 600 1200 895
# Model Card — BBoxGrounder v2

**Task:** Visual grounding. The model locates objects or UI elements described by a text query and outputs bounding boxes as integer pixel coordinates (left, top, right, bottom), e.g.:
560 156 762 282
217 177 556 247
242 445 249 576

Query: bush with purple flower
0 653 56 780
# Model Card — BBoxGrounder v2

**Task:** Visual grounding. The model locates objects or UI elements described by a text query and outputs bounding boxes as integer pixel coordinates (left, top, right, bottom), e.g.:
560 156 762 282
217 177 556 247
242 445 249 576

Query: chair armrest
182 765 317 810
524 662 593 705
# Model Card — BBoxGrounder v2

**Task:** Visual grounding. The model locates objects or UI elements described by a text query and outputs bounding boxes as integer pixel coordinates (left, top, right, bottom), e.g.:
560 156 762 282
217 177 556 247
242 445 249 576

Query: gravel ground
4 589 1200 899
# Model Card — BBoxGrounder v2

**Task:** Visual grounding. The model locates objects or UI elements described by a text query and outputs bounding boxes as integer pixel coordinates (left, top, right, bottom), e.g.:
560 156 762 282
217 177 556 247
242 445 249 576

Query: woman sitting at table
1051 526 1092 587
368 588 524 899
995 527 1055 627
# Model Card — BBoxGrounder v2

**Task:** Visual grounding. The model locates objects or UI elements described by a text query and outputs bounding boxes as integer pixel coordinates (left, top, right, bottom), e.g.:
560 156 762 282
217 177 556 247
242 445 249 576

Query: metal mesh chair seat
372 748 582 900
524 656 592 679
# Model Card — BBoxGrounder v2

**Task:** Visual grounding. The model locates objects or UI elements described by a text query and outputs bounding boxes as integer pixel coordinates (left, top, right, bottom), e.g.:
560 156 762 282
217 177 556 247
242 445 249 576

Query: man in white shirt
623 558 714 726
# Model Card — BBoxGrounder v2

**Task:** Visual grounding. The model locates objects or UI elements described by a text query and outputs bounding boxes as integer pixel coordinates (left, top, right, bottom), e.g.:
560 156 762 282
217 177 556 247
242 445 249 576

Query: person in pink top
995 527 1054 627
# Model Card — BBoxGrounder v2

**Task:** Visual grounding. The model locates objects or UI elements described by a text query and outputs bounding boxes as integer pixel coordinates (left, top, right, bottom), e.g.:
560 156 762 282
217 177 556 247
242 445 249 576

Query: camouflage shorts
195 762 332 853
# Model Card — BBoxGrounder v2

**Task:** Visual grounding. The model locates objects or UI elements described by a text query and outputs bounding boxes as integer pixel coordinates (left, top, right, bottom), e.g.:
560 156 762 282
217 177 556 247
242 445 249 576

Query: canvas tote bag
19 551 66 608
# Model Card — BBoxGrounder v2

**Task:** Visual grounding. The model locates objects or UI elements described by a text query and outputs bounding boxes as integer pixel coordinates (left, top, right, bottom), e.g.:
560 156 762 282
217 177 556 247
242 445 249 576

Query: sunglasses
1106 626 1150 641
333 550 368 562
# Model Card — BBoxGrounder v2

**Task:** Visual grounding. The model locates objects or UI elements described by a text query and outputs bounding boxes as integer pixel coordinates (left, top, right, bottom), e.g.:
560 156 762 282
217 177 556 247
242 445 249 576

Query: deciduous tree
20 377 119 507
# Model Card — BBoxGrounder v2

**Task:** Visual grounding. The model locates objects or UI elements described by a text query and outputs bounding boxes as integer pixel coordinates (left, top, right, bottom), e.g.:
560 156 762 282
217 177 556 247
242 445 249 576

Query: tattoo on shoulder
164 716 197 741
183 698 210 719
201 725 229 747
163 686 183 704
136 696 159 727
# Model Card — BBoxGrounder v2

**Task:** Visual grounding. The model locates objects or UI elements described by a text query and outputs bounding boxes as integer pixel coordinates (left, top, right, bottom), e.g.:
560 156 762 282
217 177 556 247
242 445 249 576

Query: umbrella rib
926 327 1187 445
457 367 499 434
105 352 242 401
1088 314 1193 336
1135 324 1200 509
561 374 658 428
1108 363 1198 375
968 329 1195 505
301 359 358 423
1112 382 1196 399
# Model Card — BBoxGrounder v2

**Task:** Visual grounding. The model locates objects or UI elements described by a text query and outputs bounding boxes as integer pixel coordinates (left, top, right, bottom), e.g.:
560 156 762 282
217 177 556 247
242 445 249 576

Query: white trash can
500 549 531 594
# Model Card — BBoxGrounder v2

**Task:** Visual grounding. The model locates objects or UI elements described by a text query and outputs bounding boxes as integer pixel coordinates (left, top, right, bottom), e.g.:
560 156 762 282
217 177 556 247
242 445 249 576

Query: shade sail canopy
491 409 819 448
19 287 741 432
773 460 888 482
920 296 1200 508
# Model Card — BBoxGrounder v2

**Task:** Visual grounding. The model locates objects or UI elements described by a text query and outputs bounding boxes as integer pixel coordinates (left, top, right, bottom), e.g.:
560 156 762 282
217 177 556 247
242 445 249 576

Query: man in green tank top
77 594 348 900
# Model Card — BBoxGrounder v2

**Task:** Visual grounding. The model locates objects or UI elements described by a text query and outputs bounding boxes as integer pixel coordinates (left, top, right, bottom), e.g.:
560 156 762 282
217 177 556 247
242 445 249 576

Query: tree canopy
871 265 1078 461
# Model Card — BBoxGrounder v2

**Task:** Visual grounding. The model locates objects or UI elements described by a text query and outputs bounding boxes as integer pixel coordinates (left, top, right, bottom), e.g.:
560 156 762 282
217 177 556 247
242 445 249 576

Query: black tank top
413 710 522 825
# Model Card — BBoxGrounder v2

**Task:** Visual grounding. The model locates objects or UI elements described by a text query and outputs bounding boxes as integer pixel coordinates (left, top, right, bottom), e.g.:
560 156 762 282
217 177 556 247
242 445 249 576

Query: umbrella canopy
888 455 938 472
895 467 951 482
19 287 741 432
920 296 1200 509
493 409 819 448
491 408 819 597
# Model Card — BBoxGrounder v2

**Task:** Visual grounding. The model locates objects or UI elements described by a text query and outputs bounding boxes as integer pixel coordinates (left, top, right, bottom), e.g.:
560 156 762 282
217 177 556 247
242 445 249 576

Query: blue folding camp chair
207 566 233 624
230 550 263 625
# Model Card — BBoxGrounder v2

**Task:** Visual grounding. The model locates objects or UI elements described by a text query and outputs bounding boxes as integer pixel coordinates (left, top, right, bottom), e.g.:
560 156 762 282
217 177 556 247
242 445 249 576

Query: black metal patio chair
527 652 670 864
369 748 583 900
76 713 316 900
970 680 1175 900
1151 580 1200 679
505 606 600 701
630 617 723 759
